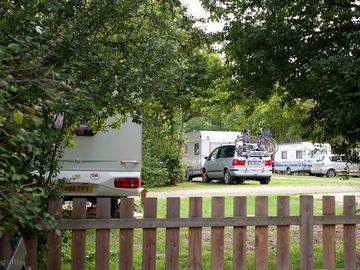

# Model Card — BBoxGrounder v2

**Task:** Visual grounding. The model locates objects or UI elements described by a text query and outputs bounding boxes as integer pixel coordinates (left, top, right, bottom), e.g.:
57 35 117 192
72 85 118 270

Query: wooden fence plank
233 196 247 270
255 196 268 270
95 198 111 270
142 198 157 270
277 196 290 270
165 197 180 270
0 233 12 264
57 215 360 230
322 196 336 269
188 197 202 270
300 195 313 270
71 198 87 270
119 198 134 270
47 198 63 270
211 197 225 270
24 236 37 270
343 195 356 269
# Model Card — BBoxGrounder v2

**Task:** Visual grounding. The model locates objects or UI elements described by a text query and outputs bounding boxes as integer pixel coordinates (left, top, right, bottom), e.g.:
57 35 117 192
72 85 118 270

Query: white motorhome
184 130 242 180
273 142 331 174
58 117 143 213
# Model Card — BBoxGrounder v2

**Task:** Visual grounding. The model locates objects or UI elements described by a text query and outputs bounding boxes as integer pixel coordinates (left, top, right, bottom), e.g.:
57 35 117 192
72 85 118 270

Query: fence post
211 197 225 270
233 196 247 270
165 197 180 270
119 198 134 270
255 196 268 270
47 198 63 270
343 195 356 268
277 196 290 270
95 197 111 270
188 197 202 270
142 197 157 270
300 195 313 270
322 196 335 269
71 198 87 270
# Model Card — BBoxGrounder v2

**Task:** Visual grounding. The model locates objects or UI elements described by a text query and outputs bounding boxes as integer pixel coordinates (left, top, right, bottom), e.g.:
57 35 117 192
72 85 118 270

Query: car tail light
264 160 272 166
232 159 246 166
114 178 141 188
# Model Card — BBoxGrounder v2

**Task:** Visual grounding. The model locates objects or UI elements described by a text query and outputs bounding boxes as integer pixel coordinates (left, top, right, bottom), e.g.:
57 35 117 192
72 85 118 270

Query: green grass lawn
60 194 355 269
146 173 360 191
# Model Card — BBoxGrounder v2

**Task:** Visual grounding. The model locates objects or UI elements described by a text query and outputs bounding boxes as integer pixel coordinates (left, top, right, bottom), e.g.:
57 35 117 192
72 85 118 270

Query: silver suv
202 144 272 184
311 155 360 177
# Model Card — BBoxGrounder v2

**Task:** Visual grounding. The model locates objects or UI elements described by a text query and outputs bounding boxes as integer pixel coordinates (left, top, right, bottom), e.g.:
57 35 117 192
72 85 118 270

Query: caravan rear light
264 160 272 166
232 159 246 166
114 178 141 188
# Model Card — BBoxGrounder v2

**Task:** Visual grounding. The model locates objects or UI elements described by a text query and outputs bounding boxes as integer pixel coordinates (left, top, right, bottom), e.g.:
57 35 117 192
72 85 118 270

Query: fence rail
1 195 359 269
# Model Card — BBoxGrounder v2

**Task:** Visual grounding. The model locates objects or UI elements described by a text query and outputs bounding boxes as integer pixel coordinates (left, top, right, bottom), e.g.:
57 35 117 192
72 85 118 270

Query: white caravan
58 117 143 206
184 131 242 180
273 142 331 174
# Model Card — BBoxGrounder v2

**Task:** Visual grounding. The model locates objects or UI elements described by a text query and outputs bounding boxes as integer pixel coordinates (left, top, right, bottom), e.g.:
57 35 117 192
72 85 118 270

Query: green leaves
12 111 23 125
202 0 360 152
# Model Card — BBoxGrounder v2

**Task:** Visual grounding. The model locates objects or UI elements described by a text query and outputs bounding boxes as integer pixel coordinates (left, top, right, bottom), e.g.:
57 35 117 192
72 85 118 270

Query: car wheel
224 170 232 185
236 178 245 184
286 167 292 175
202 170 211 183
326 169 336 178
260 178 271 185
186 172 193 182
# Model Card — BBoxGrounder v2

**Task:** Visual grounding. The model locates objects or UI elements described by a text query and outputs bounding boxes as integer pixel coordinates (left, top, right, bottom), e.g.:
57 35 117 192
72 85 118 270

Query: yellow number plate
63 184 94 193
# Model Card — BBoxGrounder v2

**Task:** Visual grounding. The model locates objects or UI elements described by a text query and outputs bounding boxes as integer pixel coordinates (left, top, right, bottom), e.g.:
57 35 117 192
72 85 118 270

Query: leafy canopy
202 0 360 156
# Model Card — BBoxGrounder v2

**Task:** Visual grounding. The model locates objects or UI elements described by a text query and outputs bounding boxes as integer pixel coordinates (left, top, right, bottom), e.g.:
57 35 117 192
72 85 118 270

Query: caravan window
194 143 200 155
74 121 96 136
296 150 303 159
281 151 287 159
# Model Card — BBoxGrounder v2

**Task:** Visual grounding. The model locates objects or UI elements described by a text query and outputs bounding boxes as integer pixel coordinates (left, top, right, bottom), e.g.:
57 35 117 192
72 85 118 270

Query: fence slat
255 196 268 270
211 197 225 270
24 236 37 270
142 198 157 270
188 197 202 270
119 198 134 270
71 198 87 270
322 196 336 269
277 196 290 270
343 195 356 268
0 233 11 265
47 198 63 270
300 195 313 270
165 197 180 270
95 198 111 270
233 196 247 270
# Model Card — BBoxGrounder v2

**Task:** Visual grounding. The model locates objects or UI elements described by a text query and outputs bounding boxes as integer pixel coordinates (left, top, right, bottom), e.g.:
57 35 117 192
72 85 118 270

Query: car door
205 147 220 179
213 146 228 178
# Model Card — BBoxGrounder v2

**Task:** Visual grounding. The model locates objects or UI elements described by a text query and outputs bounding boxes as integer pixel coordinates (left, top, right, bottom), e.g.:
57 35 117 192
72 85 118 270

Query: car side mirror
204 156 208 160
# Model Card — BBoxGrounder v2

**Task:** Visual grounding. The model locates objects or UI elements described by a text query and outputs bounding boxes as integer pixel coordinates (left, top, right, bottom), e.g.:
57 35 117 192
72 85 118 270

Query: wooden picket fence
0 195 360 269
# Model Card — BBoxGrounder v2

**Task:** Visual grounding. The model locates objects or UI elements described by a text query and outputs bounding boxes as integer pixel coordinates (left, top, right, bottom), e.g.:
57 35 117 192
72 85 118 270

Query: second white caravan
273 142 331 174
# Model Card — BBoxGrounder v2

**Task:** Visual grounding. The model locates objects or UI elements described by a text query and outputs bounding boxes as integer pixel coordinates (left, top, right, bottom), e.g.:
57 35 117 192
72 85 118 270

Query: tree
202 0 360 157
0 0 197 237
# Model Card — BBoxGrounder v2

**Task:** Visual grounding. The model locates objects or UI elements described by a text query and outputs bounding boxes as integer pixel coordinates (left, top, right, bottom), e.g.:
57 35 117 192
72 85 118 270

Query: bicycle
255 128 278 155
235 128 278 155
235 129 257 155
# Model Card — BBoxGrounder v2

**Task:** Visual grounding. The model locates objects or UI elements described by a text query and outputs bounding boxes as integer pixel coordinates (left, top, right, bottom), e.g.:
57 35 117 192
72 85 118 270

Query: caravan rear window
74 121 96 136
281 151 287 159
